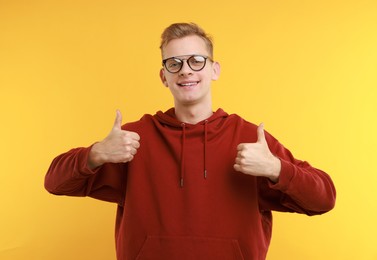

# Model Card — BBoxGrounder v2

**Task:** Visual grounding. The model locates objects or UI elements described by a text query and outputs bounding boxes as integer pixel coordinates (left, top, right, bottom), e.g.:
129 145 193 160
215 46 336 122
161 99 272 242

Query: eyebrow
163 54 207 60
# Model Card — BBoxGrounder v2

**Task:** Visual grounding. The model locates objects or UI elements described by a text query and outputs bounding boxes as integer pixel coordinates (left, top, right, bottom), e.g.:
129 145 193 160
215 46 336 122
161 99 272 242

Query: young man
45 23 336 260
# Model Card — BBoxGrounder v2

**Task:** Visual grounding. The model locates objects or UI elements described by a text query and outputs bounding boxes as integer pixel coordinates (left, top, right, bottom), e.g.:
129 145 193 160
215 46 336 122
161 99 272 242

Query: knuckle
123 138 132 145
240 158 246 165
124 153 133 160
126 155 134 162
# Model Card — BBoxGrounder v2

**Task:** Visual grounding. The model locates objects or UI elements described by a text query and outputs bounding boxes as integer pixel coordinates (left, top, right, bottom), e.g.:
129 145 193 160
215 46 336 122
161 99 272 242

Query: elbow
312 174 337 214
308 187 337 216
322 179 337 212
44 175 59 195
318 195 336 214
44 171 66 195
323 189 336 212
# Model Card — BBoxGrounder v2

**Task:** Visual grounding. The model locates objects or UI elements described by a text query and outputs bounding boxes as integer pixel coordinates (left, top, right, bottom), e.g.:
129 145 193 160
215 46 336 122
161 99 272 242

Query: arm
44 110 140 204
234 124 336 215
44 146 125 203
258 156 336 215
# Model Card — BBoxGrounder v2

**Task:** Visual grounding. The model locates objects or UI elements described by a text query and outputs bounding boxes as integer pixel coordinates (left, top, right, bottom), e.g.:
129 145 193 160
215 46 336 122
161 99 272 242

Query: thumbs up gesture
88 110 140 169
233 123 281 182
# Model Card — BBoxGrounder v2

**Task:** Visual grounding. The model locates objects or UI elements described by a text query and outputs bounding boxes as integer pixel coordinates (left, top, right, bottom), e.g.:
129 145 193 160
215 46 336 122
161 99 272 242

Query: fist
88 110 140 169
233 123 281 182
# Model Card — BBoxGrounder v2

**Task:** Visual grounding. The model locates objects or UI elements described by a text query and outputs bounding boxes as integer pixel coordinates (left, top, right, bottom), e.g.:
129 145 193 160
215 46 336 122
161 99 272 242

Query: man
45 23 336 260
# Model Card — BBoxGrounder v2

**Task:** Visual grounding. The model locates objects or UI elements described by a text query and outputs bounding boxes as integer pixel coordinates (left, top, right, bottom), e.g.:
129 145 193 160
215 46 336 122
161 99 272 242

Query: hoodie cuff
268 159 295 192
77 144 102 176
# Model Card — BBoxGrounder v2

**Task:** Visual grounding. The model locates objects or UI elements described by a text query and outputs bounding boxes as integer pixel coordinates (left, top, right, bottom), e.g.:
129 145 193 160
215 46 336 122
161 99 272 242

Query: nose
179 60 193 76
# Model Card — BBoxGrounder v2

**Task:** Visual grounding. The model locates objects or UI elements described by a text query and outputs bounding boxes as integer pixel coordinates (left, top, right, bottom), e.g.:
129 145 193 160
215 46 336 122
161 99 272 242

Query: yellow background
1 0 376 259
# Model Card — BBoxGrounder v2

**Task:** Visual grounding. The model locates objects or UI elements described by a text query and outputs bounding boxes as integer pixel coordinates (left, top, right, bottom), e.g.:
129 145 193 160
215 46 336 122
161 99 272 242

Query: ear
159 68 168 87
211 61 221 81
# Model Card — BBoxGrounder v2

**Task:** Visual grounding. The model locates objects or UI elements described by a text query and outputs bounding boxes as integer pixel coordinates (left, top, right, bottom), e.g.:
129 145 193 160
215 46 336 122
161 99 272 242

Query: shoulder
225 112 258 130
121 113 155 132
224 111 281 145
215 110 258 142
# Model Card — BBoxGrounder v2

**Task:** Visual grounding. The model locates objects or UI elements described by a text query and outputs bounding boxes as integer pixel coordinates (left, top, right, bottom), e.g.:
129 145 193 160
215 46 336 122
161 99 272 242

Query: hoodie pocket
136 235 245 260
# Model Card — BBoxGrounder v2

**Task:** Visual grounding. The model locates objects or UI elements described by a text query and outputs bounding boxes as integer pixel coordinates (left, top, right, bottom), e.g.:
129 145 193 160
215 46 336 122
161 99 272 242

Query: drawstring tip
180 178 184 187
204 170 207 179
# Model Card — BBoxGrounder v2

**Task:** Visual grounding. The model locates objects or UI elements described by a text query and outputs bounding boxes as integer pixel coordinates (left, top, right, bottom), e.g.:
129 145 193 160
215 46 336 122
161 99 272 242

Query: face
160 35 220 107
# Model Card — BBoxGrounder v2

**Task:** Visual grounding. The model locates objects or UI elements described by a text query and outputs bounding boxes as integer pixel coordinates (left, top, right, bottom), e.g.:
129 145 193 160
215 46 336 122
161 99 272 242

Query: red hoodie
45 108 336 260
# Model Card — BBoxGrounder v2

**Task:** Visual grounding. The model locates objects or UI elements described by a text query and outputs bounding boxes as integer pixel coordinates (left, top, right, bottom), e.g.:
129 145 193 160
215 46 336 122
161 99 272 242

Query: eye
191 56 205 64
189 56 206 68
166 58 182 68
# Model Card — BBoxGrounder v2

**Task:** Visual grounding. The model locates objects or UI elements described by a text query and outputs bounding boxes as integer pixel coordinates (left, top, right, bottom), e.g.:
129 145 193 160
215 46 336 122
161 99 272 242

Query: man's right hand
88 110 141 169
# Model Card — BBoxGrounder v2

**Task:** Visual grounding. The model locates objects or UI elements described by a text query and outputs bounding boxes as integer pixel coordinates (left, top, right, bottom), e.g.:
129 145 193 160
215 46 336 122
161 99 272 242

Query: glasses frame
162 54 213 74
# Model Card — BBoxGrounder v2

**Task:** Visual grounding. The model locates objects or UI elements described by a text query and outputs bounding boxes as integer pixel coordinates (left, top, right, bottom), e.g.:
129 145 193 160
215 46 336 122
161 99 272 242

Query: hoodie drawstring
203 120 208 179
156 108 228 188
180 123 186 187
180 121 209 187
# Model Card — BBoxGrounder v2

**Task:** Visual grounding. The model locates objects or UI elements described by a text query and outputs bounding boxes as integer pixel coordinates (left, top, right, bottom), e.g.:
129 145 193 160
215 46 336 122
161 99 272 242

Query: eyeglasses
162 55 213 73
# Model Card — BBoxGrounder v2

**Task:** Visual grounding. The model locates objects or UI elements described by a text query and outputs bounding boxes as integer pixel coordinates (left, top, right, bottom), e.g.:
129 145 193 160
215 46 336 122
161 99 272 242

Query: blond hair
160 23 214 58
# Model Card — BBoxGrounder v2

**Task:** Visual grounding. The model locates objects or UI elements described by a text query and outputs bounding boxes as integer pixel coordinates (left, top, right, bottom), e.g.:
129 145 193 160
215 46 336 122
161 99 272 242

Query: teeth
179 82 197 86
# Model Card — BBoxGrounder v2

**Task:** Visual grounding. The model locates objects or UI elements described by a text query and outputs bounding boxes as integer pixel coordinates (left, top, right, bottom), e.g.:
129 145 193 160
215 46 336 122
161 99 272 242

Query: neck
174 102 213 124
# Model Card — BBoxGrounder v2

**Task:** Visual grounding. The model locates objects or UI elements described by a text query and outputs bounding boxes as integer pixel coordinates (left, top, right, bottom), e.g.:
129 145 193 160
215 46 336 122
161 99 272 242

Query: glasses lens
165 58 183 73
188 56 206 71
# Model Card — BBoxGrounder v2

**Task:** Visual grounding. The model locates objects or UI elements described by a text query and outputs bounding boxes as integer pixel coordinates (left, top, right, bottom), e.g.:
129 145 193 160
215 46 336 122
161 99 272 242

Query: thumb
113 109 123 130
257 123 266 143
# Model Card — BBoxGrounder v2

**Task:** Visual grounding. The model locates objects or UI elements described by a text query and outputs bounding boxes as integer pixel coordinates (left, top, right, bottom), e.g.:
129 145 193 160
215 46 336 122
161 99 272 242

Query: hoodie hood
155 108 228 128
154 108 229 187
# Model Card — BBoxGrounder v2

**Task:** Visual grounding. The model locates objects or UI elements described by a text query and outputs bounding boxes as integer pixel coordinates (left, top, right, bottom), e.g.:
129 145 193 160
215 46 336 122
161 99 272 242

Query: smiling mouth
177 81 200 87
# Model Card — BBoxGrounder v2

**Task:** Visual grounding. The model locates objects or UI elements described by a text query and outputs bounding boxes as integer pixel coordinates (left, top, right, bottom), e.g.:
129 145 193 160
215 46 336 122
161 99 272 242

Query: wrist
88 143 105 169
269 156 281 183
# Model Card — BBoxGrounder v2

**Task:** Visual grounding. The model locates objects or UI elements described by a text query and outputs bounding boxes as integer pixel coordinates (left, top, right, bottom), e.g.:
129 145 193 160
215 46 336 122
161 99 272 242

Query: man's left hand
234 123 281 183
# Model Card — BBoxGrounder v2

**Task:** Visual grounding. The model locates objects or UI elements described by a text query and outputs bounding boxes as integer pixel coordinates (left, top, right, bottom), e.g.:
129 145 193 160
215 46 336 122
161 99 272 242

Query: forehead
162 35 209 59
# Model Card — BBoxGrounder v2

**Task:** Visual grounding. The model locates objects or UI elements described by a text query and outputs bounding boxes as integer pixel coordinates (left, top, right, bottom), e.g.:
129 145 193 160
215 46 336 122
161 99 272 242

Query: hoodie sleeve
258 133 336 216
44 145 126 205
